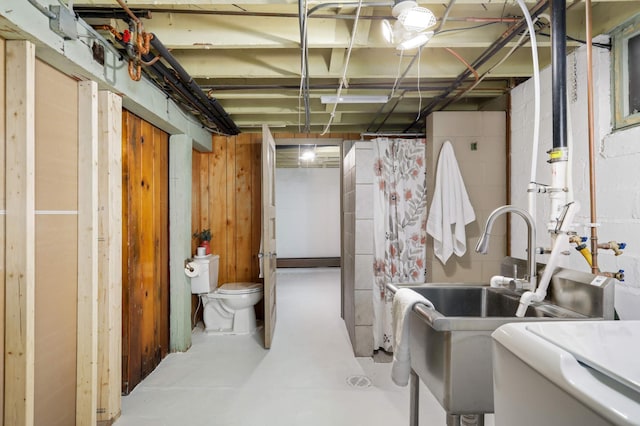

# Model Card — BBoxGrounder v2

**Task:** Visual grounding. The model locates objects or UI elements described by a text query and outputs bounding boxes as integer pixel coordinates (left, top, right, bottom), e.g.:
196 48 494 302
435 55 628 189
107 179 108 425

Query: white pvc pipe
490 276 513 288
515 0 541 223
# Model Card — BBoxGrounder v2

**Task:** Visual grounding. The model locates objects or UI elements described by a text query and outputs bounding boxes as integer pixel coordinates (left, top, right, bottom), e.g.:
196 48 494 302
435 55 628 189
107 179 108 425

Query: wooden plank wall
121 111 170 395
191 132 358 324
192 133 262 289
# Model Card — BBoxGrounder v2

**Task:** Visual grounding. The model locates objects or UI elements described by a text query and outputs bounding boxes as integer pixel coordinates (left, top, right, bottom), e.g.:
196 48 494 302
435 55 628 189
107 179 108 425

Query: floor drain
346 375 372 388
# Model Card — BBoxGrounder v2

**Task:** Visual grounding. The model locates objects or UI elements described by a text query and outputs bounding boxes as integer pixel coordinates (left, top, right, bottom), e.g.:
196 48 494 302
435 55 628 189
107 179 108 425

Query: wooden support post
169 134 193 352
4 39 36 426
96 91 123 425
76 81 99 426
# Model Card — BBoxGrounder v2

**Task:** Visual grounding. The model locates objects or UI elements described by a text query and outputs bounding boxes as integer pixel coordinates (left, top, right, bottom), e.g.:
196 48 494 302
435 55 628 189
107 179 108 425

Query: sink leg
410 369 419 426
446 414 485 426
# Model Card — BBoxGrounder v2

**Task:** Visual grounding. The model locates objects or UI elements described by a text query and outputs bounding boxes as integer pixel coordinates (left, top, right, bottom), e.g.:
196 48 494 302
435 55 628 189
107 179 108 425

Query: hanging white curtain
372 137 428 352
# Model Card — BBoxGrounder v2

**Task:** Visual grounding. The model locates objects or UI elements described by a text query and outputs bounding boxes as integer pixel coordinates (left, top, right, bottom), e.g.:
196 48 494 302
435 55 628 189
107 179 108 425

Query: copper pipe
585 0 599 273
128 59 142 81
450 17 521 23
139 55 162 67
136 30 153 55
92 24 123 40
114 0 141 24
444 48 479 81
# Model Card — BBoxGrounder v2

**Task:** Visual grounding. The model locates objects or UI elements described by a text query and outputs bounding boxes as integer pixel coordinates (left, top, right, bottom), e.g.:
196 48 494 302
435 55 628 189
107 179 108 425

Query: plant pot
200 240 211 255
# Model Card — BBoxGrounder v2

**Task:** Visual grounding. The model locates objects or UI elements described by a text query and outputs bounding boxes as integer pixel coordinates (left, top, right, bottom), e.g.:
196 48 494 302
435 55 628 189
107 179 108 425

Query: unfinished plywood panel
121 111 170 394
97 91 122 425
34 216 78 426
0 36 6 424
76 81 98 426
34 60 79 426
5 39 36 426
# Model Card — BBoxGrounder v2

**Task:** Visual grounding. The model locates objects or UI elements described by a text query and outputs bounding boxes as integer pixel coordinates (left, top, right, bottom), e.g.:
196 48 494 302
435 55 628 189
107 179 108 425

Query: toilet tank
190 254 220 294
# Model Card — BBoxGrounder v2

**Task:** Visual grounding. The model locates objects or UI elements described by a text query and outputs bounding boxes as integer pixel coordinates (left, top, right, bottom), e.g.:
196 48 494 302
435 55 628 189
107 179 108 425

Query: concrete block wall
426 111 508 283
510 42 640 319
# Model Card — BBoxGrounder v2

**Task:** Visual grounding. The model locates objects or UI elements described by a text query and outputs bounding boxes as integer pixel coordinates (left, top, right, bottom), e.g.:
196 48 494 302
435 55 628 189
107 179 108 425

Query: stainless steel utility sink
388 264 615 425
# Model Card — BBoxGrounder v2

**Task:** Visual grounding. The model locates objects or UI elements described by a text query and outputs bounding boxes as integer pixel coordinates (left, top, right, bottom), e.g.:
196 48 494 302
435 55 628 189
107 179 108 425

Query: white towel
391 288 434 386
426 141 475 264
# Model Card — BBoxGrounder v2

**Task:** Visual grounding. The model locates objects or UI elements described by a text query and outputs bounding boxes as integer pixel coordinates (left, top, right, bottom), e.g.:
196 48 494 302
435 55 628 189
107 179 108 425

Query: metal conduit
404 0 549 132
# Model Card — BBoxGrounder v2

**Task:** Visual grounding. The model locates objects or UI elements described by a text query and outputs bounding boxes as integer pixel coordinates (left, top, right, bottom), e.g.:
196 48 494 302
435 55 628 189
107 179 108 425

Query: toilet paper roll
184 261 200 278
196 246 206 257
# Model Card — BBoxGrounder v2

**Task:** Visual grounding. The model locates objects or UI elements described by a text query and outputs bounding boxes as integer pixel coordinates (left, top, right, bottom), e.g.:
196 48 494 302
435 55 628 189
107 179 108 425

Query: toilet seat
217 282 262 295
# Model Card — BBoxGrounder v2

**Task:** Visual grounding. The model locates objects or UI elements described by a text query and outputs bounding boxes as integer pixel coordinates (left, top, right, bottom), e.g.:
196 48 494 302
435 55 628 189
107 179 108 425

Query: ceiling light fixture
299 145 317 161
382 0 437 50
320 95 389 104
393 0 436 32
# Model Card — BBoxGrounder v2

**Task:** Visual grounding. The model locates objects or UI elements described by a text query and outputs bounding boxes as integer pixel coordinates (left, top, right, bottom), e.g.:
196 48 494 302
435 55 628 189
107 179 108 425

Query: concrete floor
114 267 494 426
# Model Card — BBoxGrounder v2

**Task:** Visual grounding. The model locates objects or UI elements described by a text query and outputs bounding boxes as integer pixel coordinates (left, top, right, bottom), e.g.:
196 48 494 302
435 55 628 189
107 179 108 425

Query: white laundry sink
492 321 640 426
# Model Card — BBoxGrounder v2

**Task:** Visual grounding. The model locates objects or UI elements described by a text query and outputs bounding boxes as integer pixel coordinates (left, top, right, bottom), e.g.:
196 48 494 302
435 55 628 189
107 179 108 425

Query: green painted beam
169 134 194 352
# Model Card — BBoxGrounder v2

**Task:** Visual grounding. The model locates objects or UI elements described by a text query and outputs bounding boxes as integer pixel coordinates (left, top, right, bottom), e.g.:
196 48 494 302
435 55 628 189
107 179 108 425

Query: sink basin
393 265 615 418
409 285 586 332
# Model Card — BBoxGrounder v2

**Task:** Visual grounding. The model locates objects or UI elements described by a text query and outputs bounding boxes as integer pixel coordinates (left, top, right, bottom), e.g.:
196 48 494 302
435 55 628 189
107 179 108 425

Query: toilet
188 254 263 334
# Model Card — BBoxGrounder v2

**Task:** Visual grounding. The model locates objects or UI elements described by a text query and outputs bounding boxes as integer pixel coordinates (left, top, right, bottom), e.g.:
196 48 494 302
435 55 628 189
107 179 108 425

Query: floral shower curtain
372 137 427 352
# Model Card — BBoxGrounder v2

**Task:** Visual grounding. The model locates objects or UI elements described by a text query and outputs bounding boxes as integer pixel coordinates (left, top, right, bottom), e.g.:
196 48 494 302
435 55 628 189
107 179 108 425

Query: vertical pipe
585 0 599 273
551 0 567 149
409 370 419 426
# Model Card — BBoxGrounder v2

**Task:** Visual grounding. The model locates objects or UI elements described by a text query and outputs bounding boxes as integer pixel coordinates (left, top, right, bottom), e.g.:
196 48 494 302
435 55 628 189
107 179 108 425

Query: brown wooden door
121 111 170 395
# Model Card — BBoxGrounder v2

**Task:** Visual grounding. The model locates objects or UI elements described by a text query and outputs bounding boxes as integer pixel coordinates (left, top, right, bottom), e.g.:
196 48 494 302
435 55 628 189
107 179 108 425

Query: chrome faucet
475 205 537 291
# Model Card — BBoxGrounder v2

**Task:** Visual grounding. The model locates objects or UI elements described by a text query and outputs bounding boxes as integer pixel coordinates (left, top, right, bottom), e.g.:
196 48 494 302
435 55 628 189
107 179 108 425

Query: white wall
511 40 640 319
275 167 340 258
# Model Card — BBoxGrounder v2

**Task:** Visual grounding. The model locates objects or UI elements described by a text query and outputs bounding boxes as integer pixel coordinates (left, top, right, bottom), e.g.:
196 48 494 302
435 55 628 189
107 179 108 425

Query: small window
612 14 640 130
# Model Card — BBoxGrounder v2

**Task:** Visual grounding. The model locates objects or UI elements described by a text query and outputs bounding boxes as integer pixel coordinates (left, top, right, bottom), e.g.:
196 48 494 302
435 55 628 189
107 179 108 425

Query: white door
262 124 277 348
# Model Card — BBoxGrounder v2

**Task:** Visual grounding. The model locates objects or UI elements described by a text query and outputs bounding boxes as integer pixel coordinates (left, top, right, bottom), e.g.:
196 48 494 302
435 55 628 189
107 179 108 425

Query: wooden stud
4 39 36 426
76 80 99 426
96 91 122 424
0 37 6 423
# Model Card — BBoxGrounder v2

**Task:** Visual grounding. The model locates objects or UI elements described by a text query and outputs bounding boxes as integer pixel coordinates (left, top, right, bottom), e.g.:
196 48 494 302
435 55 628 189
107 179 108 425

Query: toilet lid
218 282 263 294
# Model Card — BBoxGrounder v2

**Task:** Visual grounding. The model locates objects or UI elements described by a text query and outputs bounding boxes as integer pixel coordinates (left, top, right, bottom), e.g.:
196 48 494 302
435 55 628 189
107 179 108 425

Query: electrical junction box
49 5 78 40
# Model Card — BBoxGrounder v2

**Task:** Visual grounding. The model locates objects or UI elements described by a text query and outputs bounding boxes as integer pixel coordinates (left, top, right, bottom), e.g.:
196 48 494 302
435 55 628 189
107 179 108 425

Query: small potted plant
193 228 212 255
